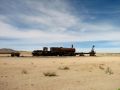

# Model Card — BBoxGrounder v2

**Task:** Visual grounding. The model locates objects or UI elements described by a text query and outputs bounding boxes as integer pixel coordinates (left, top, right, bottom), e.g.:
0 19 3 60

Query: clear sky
0 0 120 52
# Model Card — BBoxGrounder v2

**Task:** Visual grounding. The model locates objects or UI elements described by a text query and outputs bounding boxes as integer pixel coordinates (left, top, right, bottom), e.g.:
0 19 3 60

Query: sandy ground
0 56 120 90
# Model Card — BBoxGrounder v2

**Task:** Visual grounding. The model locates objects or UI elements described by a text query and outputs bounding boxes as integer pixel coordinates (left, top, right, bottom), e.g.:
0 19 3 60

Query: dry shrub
99 64 114 75
31 84 34 86
105 67 113 75
22 69 28 74
99 65 105 70
58 66 70 70
43 72 57 77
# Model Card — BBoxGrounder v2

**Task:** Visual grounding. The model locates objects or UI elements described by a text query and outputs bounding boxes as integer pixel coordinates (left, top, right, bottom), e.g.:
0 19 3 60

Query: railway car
32 47 75 56
50 47 75 56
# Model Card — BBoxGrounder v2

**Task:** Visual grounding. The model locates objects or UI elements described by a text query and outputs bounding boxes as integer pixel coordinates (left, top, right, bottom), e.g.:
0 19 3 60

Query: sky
0 0 120 52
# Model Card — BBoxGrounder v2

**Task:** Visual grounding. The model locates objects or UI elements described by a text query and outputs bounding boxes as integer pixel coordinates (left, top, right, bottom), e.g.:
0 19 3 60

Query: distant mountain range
0 48 17 54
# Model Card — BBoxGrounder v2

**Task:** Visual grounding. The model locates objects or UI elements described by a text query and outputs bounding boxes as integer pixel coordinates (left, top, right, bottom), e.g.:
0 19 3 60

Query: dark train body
32 47 76 56
32 46 96 56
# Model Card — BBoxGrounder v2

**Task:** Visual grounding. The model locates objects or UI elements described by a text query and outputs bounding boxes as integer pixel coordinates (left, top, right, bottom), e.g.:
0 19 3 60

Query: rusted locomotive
32 45 96 56
32 47 76 56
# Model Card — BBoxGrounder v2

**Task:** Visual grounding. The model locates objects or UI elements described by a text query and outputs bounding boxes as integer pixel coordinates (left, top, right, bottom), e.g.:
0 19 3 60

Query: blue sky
0 0 120 52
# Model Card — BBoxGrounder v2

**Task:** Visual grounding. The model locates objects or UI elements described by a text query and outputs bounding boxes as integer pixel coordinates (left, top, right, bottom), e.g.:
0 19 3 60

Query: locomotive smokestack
71 44 73 48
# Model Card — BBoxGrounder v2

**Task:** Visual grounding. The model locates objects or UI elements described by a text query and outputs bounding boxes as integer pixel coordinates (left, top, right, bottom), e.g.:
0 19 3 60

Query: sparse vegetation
99 65 105 70
43 72 57 77
98 64 114 75
105 67 113 75
117 88 120 90
1 55 120 90
22 69 28 74
58 66 70 70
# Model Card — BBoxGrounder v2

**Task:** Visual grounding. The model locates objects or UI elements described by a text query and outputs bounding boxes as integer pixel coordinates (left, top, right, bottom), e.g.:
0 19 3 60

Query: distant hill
0 48 17 54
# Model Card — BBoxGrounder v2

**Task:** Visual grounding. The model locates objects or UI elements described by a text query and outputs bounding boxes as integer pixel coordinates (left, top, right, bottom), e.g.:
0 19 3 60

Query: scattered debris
43 72 57 77
58 66 70 70
22 69 28 74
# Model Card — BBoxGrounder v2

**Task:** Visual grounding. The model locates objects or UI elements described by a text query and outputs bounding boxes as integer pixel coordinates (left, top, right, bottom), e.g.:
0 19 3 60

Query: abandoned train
32 47 76 56
32 46 96 56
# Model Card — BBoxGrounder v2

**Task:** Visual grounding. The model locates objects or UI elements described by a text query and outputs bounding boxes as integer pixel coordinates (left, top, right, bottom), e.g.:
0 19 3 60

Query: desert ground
0 55 120 90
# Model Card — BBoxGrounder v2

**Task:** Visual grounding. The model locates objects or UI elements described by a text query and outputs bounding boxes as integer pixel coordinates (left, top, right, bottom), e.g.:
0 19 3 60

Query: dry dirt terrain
0 56 120 90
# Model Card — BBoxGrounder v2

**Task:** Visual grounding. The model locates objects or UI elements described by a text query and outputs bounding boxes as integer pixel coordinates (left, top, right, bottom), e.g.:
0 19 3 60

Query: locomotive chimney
71 44 73 48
